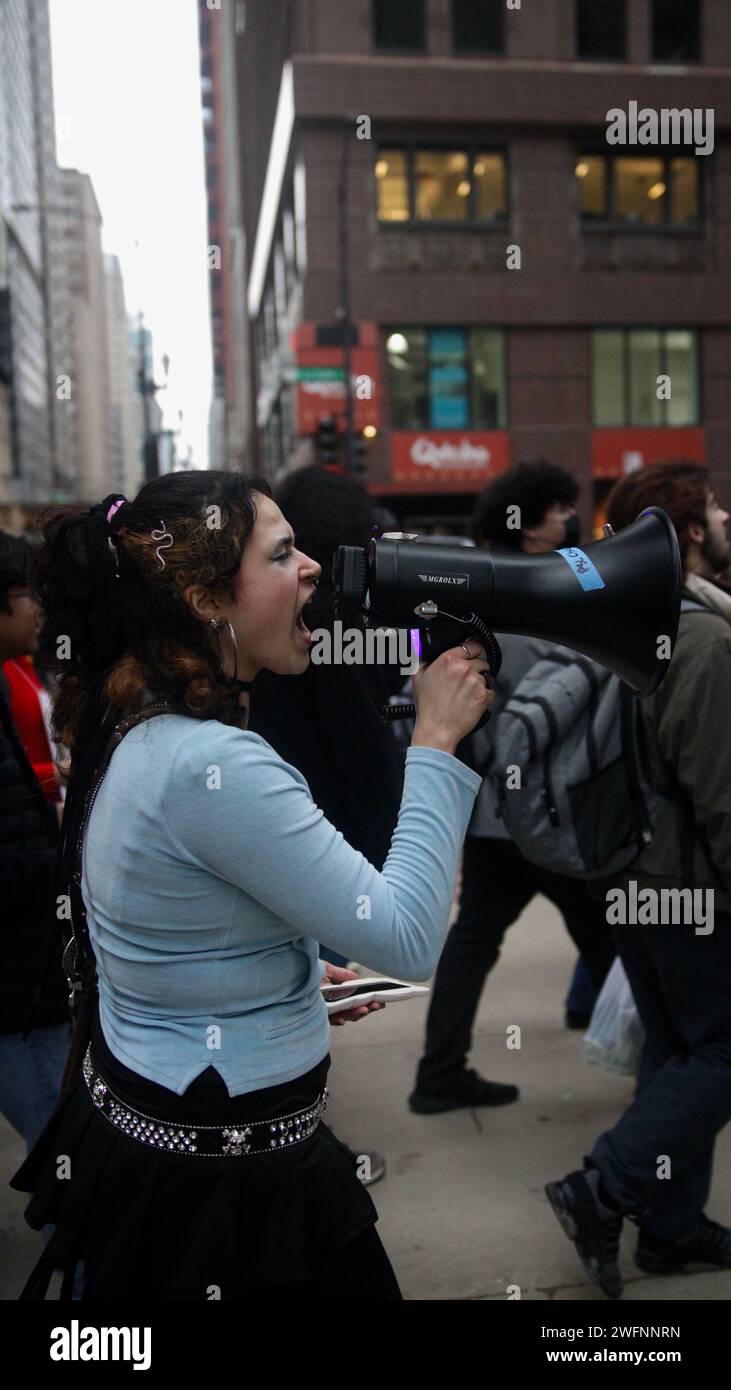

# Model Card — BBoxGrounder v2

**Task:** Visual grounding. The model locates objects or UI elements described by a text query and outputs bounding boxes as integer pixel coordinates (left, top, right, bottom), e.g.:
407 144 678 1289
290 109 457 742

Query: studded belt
82 1047 329 1157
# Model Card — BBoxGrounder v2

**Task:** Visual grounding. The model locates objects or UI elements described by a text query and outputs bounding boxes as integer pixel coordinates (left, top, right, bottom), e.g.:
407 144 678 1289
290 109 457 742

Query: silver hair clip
150 521 174 570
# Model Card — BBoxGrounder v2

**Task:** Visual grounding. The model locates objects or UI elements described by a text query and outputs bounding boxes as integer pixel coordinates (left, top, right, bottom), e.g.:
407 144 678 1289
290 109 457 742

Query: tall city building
105 254 144 498
59 168 112 504
198 0 252 470
128 313 164 487
0 0 75 524
233 0 730 532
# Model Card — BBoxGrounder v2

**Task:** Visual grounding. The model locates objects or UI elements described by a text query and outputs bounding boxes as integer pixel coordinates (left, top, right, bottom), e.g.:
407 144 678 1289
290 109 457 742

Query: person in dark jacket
546 460 731 1299
249 466 409 1187
250 467 406 879
410 462 615 1115
0 532 69 1151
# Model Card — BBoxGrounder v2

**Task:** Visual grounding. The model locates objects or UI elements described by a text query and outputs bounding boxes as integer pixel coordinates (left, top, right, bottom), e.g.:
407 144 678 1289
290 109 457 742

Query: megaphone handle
377 618 501 732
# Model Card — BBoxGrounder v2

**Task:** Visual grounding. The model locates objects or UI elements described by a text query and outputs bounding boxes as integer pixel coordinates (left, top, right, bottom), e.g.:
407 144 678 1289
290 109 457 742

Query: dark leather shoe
636 1217 731 1274
545 1167 624 1299
408 1069 519 1114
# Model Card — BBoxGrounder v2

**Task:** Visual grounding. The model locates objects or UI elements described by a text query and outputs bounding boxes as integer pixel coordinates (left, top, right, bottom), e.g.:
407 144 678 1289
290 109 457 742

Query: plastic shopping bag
583 956 644 1077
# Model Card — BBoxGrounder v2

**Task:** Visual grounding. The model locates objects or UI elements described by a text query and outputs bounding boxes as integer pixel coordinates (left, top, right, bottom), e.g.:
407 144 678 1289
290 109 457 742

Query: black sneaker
408 1069 519 1114
545 1167 624 1299
636 1217 731 1274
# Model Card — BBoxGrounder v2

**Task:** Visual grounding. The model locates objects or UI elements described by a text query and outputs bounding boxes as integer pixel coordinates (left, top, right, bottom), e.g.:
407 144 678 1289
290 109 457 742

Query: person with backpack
410 462 615 1115
545 460 731 1299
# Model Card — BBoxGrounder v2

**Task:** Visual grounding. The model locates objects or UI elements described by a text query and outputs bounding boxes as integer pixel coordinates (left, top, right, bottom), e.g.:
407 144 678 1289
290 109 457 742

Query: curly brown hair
32 469 272 770
605 459 708 565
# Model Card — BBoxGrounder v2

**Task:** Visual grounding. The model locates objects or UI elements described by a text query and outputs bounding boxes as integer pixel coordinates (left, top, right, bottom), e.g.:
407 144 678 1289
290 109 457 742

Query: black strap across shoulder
60 702 173 1097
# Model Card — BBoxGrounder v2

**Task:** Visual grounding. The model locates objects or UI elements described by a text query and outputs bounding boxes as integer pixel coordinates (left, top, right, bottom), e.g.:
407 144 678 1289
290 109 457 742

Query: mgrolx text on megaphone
334 507 682 698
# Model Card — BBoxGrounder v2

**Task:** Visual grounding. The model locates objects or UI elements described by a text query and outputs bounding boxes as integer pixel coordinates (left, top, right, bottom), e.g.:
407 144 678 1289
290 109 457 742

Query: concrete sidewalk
1 893 729 1301
328 895 731 1302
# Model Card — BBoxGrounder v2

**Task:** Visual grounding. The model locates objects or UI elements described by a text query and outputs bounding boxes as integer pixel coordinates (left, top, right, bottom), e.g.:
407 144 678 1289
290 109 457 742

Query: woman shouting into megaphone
12 470 492 1302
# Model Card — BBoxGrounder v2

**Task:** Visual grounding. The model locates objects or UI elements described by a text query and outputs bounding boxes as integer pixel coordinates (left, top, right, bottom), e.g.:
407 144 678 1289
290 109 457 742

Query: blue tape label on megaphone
556 547 606 592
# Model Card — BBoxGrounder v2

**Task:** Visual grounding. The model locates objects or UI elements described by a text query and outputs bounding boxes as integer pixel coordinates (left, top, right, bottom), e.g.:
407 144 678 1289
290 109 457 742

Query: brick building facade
224 0 731 533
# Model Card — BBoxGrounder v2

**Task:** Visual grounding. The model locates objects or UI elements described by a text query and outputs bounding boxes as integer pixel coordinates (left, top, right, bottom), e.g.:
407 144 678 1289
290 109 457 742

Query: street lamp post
337 127 357 477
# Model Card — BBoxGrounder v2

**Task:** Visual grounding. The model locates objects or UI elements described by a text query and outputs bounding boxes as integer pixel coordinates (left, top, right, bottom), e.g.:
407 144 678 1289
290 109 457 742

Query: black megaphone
334 507 682 699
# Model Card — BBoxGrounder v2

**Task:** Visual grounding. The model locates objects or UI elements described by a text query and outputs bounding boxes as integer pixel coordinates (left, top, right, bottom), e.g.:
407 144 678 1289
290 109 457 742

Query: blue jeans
0 1019 71 1151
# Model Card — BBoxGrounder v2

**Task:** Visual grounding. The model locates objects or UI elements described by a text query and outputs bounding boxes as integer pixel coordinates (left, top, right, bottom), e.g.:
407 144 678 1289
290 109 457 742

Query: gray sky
49 0 212 466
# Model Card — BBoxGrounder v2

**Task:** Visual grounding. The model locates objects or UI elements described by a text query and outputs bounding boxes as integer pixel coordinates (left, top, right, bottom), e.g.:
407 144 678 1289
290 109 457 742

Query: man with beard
546 460 731 1299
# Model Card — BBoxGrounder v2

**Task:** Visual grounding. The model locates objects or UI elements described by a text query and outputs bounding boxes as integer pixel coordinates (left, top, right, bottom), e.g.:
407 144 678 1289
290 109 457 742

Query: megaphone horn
334 507 682 697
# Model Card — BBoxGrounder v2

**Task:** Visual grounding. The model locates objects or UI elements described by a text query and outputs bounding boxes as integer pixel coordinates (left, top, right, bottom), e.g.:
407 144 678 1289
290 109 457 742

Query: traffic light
315 416 338 464
352 431 369 479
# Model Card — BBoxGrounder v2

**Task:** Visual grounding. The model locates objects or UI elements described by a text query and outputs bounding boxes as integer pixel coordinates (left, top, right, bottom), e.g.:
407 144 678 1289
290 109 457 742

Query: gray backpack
492 655 663 881
492 600 710 879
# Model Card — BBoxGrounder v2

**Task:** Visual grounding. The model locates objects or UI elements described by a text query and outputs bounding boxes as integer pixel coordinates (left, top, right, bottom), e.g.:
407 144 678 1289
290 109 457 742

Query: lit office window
415 151 471 221
576 0 627 59
670 158 700 223
577 154 701 225
576 156 607 218
473 154 507 221
373 0 425 51
652 0 701 62
376 151 410 221
387 328 507 430
377 148 508 223
592 328 699 426
452 0 504 53
615 158 666 226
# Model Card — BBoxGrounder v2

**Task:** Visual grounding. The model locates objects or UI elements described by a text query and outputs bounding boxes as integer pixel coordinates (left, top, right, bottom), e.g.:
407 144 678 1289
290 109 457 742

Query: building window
576 0 627 60
451 0 504 53
376 147 507 223
372 0 425 51
592 328 699 426
386 328 507 430
577 153 700 226
652 0 701 62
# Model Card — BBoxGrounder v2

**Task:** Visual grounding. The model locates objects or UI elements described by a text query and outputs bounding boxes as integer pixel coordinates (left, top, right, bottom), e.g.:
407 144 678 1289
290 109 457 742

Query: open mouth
294 602 313 644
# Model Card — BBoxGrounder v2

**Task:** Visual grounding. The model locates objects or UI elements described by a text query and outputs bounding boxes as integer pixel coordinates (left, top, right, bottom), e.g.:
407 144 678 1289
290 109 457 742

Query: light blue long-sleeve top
82 713 482 1096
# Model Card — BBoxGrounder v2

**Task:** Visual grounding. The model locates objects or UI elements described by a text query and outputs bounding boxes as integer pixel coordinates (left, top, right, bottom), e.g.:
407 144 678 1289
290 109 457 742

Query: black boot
545 1166 624 1299
636 1217 731 1274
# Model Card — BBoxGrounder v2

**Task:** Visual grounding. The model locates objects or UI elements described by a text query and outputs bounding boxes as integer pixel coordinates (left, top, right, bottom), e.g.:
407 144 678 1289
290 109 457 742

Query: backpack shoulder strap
680 597 717 616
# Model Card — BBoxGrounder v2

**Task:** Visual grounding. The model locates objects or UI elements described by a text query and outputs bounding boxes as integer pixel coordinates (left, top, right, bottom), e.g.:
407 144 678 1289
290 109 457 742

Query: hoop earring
209 618 239 683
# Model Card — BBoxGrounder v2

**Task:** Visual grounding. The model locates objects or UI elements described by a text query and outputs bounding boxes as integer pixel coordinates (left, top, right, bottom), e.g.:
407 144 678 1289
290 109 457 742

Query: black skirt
10 1009 391 1300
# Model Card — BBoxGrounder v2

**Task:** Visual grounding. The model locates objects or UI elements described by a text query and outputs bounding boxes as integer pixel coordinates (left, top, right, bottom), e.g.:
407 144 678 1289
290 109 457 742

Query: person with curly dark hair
11 468 493 1300
472 459 582 553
